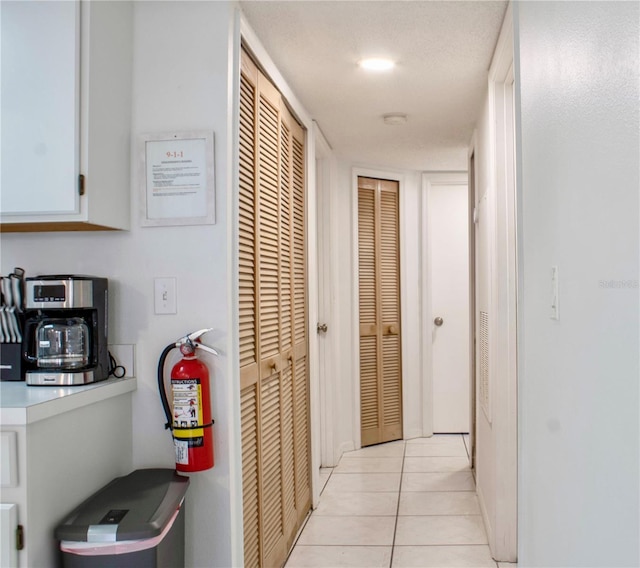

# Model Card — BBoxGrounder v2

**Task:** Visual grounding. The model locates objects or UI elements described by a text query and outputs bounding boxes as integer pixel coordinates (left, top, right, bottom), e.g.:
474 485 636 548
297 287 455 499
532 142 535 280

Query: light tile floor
285 435 518 568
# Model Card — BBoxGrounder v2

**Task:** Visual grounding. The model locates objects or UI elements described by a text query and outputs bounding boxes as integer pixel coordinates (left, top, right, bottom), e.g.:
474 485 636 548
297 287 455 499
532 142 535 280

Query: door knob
434 317 444 327
317 323 328 333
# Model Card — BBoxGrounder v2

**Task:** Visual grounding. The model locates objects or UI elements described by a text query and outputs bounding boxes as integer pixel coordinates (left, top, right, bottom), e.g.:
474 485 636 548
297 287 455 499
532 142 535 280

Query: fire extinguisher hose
157 342 175 430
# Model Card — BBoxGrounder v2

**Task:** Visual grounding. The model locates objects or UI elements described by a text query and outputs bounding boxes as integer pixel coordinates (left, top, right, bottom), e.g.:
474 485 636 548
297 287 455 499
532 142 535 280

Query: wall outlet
108 344 135 377
154 277 177 315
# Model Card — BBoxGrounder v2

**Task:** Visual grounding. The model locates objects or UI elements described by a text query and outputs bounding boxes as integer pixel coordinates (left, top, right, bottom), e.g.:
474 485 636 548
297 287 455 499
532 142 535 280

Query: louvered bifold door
290 112 311 529
239 48 310 568
258 66 288 568
239 52 261 568
358 177 402 447
280 102 311 549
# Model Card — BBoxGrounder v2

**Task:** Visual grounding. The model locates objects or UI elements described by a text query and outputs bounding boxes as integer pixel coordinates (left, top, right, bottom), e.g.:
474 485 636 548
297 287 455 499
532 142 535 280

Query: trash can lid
55 469 190 543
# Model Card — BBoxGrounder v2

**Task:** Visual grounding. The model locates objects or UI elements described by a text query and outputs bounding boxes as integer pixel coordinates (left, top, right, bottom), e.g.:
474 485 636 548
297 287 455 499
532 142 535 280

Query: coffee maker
22 275 109 386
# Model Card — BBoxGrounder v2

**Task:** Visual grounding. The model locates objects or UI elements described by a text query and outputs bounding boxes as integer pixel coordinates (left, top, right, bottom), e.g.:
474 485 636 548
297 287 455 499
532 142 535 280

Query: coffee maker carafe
22 276 108 386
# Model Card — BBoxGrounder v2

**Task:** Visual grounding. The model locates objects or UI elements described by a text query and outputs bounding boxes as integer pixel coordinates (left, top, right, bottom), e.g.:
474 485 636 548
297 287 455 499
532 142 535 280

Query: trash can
55 469 190 568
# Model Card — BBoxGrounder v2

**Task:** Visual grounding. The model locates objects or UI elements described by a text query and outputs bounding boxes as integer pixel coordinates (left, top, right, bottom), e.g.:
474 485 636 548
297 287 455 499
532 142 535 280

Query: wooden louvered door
239 48 310 568
358 177 402 447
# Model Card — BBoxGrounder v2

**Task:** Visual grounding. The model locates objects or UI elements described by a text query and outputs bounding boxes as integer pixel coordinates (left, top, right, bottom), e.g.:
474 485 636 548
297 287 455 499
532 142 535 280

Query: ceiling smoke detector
383 113 408 125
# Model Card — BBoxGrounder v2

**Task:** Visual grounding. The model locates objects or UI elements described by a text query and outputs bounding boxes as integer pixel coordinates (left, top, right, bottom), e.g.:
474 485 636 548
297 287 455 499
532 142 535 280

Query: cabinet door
1 0 80 215
0 504 18 568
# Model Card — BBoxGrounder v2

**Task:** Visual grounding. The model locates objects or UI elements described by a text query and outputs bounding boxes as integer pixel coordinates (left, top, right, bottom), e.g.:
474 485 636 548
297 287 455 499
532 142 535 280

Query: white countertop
0 377 137 425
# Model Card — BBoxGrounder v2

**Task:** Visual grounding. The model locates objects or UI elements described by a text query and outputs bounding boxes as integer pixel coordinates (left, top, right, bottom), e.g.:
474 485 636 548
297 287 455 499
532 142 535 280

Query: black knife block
0 343 24 381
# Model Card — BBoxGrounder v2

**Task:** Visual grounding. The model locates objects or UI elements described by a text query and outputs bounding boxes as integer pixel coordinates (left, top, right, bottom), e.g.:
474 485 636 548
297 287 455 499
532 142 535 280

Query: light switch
154 277 177 315
550 266 559 320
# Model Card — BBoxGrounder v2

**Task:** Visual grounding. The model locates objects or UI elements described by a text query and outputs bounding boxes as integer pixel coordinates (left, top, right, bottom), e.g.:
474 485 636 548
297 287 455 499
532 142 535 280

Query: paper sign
140 132 215 226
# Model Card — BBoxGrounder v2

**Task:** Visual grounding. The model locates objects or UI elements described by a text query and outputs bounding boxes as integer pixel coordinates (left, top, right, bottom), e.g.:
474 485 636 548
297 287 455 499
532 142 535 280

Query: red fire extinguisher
158 329 218 473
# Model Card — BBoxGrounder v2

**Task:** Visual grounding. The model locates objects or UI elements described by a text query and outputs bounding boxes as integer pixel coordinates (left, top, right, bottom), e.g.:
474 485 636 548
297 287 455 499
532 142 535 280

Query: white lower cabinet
0 0 132 232
0 380 135 567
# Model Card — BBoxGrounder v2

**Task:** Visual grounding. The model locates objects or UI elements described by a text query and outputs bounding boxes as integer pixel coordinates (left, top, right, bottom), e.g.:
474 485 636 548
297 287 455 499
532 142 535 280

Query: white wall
401 170 424 441
330 160 357 459
515 2 639 566
1 2 240 566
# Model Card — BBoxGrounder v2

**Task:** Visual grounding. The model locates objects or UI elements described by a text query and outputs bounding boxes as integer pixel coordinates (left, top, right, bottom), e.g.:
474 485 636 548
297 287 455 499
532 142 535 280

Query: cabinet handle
16 524 24 550
78 174 85 196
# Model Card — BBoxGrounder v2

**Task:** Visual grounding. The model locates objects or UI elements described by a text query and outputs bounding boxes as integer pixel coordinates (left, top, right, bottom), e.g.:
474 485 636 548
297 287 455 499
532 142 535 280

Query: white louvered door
358 177 402 447
239 49 310 568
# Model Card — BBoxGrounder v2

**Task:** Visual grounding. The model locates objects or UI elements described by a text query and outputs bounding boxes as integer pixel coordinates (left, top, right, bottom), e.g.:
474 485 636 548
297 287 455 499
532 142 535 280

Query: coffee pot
26 317 90 369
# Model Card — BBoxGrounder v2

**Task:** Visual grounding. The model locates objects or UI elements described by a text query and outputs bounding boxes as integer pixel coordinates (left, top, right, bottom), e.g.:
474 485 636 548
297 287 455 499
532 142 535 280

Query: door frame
421 172 469 438
351 167 407 449
314 122 339 468
468 143 478 470
486 3 518 559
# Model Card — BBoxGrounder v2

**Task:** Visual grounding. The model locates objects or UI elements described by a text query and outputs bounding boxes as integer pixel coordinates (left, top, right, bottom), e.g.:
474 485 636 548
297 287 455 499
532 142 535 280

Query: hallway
285 436 517 568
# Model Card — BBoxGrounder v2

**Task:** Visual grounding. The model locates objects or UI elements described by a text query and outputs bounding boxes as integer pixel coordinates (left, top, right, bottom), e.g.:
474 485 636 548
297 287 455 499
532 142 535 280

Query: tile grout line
462 432 470 459
320 466 335 495
388 441 407 568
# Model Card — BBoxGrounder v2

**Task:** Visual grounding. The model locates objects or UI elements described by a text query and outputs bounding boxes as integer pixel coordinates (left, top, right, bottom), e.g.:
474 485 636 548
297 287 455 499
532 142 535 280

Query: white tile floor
285 435 518 568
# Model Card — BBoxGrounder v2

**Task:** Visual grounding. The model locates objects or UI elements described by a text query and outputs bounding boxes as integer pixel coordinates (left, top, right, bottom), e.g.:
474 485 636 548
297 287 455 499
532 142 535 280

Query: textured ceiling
240 0 508 171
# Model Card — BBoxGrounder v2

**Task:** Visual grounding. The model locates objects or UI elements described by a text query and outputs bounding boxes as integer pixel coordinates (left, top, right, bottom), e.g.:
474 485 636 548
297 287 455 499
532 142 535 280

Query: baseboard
404 428 425 440
476 481 495 558
335 440 355 464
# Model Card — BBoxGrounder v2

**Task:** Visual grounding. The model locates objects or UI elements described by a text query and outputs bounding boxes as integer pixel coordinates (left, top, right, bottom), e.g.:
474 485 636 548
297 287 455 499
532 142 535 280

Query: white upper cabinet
0 0 132 232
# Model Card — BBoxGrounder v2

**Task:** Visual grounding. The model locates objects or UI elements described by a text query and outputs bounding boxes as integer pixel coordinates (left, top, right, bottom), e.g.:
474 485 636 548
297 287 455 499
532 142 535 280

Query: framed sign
139 131 215 227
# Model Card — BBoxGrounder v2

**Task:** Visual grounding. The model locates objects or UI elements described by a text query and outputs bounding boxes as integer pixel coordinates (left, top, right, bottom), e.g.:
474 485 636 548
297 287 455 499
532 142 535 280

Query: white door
427 179 470 433
315 149 335 468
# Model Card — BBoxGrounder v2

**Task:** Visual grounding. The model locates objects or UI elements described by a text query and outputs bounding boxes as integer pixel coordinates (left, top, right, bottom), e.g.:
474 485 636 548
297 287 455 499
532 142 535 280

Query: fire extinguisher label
171 378 205 440
175 439 189 465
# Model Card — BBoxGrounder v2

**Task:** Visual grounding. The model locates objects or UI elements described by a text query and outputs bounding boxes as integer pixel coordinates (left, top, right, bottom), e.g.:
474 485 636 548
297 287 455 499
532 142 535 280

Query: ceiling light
359 58 395 71
383 113 408 125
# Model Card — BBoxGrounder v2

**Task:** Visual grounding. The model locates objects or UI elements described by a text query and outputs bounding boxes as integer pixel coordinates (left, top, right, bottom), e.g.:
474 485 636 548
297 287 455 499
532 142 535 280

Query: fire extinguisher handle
186 328 214 342
197 343 219 356
181 328 219 356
